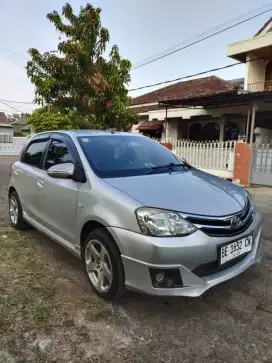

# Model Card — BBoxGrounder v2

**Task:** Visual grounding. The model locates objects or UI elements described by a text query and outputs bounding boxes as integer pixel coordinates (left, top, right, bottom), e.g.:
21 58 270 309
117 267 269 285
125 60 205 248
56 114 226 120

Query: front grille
186 200 253 237
192 254 248 278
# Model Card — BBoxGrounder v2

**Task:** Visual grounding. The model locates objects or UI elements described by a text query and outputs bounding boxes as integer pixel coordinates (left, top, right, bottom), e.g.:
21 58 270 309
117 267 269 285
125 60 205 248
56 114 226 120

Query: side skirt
23 211 81 259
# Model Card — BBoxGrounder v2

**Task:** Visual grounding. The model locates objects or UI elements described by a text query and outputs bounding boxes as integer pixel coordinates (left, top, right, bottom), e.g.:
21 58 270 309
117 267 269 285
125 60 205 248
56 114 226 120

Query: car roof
32 130 143 138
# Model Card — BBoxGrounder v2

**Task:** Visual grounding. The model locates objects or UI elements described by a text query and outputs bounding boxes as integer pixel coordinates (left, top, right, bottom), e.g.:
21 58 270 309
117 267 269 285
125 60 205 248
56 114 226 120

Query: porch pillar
249 104 258 145
245 106 251 143
219 116 226 141
164 107 169 140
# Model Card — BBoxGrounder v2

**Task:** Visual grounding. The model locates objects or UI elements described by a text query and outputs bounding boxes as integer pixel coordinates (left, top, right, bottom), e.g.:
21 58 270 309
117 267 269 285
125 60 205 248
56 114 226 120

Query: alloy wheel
85 239 113 293
9 196 19 225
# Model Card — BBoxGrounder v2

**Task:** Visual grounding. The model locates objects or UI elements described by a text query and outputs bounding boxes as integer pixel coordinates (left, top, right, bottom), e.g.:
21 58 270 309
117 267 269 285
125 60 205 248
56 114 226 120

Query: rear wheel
83 228 125 300
9 191 31 230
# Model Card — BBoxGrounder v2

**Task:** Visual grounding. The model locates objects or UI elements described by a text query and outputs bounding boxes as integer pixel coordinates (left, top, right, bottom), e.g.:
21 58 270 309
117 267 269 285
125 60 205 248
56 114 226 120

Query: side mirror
47 163 75 179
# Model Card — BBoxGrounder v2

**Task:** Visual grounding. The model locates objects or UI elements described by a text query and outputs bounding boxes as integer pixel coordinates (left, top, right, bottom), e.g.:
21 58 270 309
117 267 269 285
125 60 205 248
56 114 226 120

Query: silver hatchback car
9 131 262 300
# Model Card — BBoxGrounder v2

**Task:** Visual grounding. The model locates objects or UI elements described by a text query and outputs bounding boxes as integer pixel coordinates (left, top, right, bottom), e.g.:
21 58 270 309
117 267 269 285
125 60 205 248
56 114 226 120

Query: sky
0 0 271 114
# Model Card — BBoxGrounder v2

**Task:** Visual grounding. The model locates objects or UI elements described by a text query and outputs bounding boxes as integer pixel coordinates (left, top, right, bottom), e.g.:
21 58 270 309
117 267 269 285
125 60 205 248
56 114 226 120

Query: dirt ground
1 158 272 363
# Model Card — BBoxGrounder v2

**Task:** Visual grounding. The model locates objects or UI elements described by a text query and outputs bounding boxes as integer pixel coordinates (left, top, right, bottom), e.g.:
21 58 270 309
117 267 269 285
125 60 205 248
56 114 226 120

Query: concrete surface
1 158 272 363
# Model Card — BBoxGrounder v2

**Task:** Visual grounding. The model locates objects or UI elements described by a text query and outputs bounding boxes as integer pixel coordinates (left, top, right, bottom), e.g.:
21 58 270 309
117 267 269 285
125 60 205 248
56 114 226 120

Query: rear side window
44 140 75 170
22 141 48 168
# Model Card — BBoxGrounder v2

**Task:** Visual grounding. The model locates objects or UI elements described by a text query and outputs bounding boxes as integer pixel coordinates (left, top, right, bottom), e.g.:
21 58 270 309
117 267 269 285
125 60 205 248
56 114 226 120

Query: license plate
220 235 253 265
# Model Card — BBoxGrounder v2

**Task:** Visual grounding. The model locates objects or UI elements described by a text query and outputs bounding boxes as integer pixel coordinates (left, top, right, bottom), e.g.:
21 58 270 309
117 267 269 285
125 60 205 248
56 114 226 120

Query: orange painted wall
232 142 252 186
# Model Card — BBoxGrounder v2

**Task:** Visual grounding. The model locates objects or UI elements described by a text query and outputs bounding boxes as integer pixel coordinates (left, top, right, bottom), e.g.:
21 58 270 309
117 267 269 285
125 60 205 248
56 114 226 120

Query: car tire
9 191 31 230
83 228 125 300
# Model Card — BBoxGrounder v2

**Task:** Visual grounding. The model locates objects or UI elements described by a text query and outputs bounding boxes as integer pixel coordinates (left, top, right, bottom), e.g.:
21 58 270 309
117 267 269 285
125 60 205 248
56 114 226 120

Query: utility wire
0 100 25 113
0 98 34 105
132 3 272 68
0 46 26 67
0 46 26 62
129 56 262 92
0 52 22 66
131 8 272 70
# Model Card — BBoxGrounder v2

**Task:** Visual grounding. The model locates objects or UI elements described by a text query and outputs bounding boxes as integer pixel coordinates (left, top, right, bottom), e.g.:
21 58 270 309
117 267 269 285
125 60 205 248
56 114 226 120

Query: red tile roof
0 112 8 124
131 76 239 106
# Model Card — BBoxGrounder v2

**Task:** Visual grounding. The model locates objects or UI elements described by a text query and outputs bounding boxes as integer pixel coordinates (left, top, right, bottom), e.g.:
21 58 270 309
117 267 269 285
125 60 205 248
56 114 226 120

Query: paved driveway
1 158 272 363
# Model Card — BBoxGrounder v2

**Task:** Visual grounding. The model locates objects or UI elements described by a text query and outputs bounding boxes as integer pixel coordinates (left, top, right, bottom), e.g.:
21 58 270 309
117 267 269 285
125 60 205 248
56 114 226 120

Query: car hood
105 169 247 217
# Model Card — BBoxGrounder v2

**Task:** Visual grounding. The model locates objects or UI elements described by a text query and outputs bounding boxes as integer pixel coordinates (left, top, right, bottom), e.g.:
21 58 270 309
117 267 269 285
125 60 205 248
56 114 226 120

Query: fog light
156 271 164 282
149 268 183 288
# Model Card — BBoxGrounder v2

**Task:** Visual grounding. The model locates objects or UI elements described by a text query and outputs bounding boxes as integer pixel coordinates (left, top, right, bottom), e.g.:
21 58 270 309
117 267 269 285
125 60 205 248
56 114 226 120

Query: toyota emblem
230 216 242 229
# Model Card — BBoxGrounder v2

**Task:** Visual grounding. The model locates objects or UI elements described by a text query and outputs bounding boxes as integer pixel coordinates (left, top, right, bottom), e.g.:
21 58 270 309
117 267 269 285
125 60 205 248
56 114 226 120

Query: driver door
35 136 80 244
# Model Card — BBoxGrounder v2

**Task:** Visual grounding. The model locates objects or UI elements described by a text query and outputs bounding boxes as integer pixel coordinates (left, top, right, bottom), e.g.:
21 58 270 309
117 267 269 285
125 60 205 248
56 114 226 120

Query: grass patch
0 231 121 363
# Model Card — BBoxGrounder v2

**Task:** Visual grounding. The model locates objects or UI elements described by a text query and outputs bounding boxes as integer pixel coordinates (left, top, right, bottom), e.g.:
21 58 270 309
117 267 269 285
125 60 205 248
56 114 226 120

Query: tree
8 113 29 124
29 107 72 133
26 2 136 130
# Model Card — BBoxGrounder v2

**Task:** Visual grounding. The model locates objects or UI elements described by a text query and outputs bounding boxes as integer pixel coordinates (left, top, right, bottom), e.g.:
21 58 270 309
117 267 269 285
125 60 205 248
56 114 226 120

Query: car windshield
77 135 187 178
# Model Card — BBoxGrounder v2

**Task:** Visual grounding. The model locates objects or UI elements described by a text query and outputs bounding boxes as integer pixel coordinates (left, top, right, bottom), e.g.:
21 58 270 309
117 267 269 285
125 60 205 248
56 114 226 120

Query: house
0 112 14 142
21 124 33 136
131 17 272 144
9 115 31 136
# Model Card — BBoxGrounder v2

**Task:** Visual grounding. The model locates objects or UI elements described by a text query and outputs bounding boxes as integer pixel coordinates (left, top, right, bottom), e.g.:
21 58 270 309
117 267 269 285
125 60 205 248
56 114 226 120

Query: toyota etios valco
9 131 262 300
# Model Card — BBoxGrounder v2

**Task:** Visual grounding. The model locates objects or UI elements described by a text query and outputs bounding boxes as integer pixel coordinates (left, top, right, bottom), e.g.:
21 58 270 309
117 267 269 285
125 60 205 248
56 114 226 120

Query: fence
0 137 27 157
0 133 13 143
251 143 272 186
161 138 237 179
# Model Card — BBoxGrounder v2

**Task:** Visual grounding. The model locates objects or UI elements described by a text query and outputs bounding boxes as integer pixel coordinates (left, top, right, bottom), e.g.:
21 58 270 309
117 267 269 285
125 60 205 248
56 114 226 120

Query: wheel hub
85 239 113 293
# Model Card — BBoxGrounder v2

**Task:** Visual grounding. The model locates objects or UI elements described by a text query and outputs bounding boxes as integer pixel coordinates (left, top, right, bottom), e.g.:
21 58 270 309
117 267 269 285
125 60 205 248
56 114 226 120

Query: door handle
37 179 44 189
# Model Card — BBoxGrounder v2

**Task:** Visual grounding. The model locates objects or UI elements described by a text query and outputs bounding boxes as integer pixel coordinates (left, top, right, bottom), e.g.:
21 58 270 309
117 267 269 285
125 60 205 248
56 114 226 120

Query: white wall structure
0 137 27 157
254 127 272 144
0 124 14 141
227 19 272 91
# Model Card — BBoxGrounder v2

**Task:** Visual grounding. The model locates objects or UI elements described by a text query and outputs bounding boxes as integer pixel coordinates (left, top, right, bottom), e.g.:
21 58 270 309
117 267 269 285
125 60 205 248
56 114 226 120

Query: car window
77 135 185 178
22 141 48 168
44 140 75 170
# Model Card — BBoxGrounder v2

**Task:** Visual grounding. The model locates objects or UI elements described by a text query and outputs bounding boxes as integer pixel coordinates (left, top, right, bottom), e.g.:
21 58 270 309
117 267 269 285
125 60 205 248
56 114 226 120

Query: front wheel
83 228 125 300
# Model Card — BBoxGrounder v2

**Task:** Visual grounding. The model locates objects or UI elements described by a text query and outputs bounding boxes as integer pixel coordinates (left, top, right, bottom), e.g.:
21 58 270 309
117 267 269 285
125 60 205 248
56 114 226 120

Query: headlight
245 190 257 213
136 208 197 237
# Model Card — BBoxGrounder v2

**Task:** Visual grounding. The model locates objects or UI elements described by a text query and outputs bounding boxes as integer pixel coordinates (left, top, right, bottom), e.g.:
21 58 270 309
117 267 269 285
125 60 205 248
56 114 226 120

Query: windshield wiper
179 157 192 169
147 163 184 175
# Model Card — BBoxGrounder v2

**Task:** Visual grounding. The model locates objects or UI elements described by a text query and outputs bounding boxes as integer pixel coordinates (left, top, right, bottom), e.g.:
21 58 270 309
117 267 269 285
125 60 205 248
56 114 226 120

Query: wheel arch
8 186 16 197
80 220 122 256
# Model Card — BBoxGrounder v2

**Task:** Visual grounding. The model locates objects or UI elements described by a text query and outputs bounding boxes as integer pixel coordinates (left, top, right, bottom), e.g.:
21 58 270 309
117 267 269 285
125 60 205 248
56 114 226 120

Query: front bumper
108 212 262 297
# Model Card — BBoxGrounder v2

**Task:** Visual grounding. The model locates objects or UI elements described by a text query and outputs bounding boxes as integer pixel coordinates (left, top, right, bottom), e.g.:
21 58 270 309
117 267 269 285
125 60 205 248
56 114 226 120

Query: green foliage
29 108 72 133
26 2 136 131
8 113 29 124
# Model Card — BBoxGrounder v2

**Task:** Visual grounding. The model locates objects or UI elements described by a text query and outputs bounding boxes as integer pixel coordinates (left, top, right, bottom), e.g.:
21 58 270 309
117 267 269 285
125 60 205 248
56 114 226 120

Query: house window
224 121 239 141
189 123 202 141
203 122 220 141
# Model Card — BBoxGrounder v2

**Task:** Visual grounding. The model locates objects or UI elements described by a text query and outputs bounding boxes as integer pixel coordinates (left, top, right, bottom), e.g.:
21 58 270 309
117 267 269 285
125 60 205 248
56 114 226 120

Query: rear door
13 137 50 220
34 135 81 244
